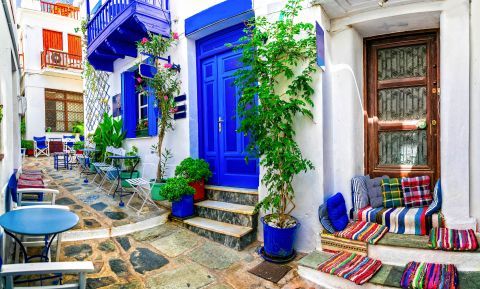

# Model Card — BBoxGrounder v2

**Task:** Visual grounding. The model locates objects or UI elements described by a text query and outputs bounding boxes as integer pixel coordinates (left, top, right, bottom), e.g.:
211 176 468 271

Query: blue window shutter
121 71 137 138
147 87 158 136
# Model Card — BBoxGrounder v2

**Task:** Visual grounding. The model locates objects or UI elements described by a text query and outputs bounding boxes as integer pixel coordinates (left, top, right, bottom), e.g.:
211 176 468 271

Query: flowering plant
137 32 181 181
136 119 148 130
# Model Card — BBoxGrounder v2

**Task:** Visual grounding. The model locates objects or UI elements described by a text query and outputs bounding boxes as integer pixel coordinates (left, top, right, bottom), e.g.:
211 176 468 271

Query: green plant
92 113 126 160
72 122 85 135
137 32 181 182
20 117 26 137
232 0 317 228
73 141 85 151
136 119 148 131
21 139 34 150
159 177 195 202
45 127 52 133
175 157 212 183
124 146 139 171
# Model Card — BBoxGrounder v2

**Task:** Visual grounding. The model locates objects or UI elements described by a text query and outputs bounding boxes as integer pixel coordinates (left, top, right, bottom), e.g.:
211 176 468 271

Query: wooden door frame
363 29 441 181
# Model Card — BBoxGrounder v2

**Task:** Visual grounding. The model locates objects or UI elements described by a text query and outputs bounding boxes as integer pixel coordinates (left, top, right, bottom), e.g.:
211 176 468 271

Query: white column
440 0 476 229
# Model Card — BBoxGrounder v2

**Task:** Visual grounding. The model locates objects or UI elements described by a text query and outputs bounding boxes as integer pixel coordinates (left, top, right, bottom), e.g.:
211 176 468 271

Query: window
138 93 148 122
45 89 84 132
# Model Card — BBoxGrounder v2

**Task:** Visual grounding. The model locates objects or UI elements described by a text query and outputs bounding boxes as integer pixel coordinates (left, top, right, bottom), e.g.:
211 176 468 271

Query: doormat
248 261 292 283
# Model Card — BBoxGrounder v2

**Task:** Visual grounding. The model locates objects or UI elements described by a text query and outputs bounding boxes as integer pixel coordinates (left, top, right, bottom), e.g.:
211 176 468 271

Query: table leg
4 230 28 263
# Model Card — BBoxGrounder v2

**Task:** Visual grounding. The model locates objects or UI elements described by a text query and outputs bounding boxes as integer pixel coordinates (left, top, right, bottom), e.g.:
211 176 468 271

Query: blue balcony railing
87 0 169 45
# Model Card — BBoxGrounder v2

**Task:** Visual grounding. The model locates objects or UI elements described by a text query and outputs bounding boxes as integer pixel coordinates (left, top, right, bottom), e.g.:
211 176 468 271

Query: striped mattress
357 206 443 236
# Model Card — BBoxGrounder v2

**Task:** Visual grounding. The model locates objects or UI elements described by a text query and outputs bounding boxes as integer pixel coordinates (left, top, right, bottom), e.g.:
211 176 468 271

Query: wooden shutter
68 34 82 57
147 87 158 136
121 71 137 138
43 29 63 51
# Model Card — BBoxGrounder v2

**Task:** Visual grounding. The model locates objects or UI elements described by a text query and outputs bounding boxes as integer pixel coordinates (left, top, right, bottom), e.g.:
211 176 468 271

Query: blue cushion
426 179 442 216
326 192 349 231
318 204 335 233
34 136 47 148
7 173 17 203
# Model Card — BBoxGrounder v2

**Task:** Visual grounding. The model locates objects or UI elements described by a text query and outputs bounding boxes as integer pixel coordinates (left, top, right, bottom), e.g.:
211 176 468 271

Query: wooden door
43 29 63 51
68 35 82 56
365 31 439 183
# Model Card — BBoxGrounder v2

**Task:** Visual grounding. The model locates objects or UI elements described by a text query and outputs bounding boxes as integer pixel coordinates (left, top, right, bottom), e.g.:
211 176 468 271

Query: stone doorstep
205 185 258 195
376 232 480 252
298 251 480 289
184 217 253 238
195 200 255 216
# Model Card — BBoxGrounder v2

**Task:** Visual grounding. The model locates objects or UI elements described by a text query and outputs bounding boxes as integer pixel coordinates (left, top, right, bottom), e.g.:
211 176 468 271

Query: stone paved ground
22 156 321 289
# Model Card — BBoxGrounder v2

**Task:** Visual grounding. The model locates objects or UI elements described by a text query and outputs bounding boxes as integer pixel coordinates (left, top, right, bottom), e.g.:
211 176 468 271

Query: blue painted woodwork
0 208 79 236
185 0 253 39
139 63 157 79
87 0 170 72
197 25 259 189
121 71 137 138
174 94 186 102
91 0 102 15
147 87 158 136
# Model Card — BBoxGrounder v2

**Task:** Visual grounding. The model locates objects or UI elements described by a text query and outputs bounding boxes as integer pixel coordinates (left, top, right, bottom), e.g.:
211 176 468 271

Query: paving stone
87 276 116 289
146 262 215 289
130 248 169 274
112 220 130 227
104 280 143 289
72 204 84 210
64 244 93 261
115 237 131 251
98 240 116 252
151 230 199 257
84 219 102 229
131 223 180 241
93 260 104 273
105 211 128 220
91 202 108 211
109 258 128 276
207 284 233 289
187 242 242 270
56 197 76 205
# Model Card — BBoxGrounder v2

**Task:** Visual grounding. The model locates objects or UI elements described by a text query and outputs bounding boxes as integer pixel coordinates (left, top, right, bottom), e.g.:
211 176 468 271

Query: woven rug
318 252 382 285
429 228 479 251
400 261 458 289
334 221 389 244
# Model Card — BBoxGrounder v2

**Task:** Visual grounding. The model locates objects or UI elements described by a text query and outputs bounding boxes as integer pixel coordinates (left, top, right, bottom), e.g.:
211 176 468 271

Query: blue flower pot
262 215 300 258
171 194 194 218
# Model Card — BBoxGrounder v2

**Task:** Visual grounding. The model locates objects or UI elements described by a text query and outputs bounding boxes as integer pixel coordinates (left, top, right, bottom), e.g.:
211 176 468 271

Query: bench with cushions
352 176 443 236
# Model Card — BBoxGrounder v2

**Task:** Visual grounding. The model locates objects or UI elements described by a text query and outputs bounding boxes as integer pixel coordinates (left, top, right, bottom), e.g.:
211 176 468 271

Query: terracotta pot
189 179 205 202
26 149 34 156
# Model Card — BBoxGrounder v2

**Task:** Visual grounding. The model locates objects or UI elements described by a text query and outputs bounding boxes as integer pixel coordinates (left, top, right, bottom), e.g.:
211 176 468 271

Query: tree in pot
136 32 180 183
232 0 317 259
175 157 212 201
160 177 195 218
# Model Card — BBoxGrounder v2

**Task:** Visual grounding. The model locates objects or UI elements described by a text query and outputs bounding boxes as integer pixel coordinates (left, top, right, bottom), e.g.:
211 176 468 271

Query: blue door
198 26 259 189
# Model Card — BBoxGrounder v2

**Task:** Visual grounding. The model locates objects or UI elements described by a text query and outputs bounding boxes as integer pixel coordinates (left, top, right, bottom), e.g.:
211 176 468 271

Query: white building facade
18 0 84 140
83 0 479 254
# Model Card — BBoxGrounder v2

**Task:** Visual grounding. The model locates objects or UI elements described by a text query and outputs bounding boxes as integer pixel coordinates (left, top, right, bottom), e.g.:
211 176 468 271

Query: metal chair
62 135 75 152
33 137 49 158
126 163 161 214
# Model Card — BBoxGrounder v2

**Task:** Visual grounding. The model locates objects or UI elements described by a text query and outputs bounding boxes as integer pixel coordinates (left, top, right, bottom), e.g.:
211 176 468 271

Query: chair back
33 136 47 148
6 173 18 212
63 135 75 151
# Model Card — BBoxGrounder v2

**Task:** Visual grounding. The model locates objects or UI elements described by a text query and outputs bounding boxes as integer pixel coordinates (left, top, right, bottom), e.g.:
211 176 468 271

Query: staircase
182 185 259 250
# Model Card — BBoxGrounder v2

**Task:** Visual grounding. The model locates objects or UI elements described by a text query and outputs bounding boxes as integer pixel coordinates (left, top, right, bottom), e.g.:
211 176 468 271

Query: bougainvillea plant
137 32 181 181
232 0 317 228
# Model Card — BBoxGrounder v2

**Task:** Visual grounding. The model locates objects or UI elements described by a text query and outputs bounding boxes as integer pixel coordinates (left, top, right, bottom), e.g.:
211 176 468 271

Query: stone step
195 200 257 227
298 251 480 289
183 217 256 250
205 185 258 206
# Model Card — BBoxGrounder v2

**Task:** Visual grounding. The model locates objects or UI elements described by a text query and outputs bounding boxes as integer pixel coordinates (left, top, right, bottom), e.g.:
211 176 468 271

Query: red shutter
68 34 82 57
43 29 63 51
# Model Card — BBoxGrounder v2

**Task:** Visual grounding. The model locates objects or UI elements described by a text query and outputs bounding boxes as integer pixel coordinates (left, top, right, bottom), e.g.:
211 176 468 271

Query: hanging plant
232 0 317 228
136 32 181 182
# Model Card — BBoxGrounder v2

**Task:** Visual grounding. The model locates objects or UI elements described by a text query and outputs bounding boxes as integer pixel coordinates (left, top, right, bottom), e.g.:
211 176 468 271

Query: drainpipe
1 0 20 71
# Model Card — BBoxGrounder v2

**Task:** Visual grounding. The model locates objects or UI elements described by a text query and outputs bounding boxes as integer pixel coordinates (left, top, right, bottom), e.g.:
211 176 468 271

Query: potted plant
175 157 212 201
232 0 317 259
160 177 195 218
21 140 34 156
150 149 173 201
136 32 180 186
136 120 149 137
73 141 84 154
72 121 84 139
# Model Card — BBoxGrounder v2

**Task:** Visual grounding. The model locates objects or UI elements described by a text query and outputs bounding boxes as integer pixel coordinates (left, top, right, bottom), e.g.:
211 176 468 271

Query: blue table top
82 148 99 152
108 155 139 159
0 208 79 236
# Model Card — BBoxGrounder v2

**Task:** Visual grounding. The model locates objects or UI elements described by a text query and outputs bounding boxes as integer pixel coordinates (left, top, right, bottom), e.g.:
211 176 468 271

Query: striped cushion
382 178 404 208
426 179 442 216
334 221 388 244
400 261 458 289
402 176 432 207
318 204 336 233
429 228 478 251
358 206 443 235
351 176 369 214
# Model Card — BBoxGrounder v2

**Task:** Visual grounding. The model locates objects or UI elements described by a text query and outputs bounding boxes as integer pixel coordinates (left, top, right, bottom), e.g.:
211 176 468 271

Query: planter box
136 129 149 138
171 194 194 218
151 182 166 201
26 149 34 156
120 170 140 187
189 179 205 202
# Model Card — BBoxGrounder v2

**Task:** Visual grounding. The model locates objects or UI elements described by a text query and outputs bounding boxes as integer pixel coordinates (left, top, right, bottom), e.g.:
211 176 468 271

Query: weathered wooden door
365 31 440 183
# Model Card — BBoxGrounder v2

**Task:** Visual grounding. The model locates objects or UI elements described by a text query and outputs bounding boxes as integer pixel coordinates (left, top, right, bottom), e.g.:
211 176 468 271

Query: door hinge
432 87 440 96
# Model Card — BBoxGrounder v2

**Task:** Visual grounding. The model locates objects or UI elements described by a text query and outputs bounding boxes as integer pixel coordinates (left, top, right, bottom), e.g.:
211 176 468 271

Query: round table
0 208 79 262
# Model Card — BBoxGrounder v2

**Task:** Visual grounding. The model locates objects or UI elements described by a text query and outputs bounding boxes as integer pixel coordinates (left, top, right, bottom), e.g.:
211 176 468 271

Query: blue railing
87 0 169 45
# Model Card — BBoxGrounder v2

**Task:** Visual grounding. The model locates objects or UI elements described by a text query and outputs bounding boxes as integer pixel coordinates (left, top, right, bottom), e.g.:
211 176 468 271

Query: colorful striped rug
334 221 389 244
429 228 479 251
317 252 382 285
400 261 458 289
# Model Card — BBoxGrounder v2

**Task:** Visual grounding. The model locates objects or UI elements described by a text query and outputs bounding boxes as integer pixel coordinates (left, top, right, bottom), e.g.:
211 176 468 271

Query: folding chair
0 229 94 289
62 135 75 152
126 163 161 214
33 137 49 158
97 147 125 195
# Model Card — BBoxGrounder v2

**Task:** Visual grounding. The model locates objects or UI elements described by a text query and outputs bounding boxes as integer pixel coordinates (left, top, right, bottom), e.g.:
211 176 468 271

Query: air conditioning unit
18 95 27 116
50 52 62 65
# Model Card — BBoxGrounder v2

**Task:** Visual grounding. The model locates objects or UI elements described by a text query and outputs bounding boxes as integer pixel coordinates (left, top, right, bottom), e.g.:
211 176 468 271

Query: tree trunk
156 117 167 182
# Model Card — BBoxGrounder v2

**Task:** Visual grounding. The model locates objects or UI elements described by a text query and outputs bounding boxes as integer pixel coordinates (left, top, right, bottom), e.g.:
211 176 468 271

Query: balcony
40 1 79 19
41 49 83 70
87 0 170 72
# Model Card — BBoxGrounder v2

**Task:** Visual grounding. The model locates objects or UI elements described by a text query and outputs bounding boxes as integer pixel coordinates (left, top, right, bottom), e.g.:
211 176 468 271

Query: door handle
218 117 224 133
